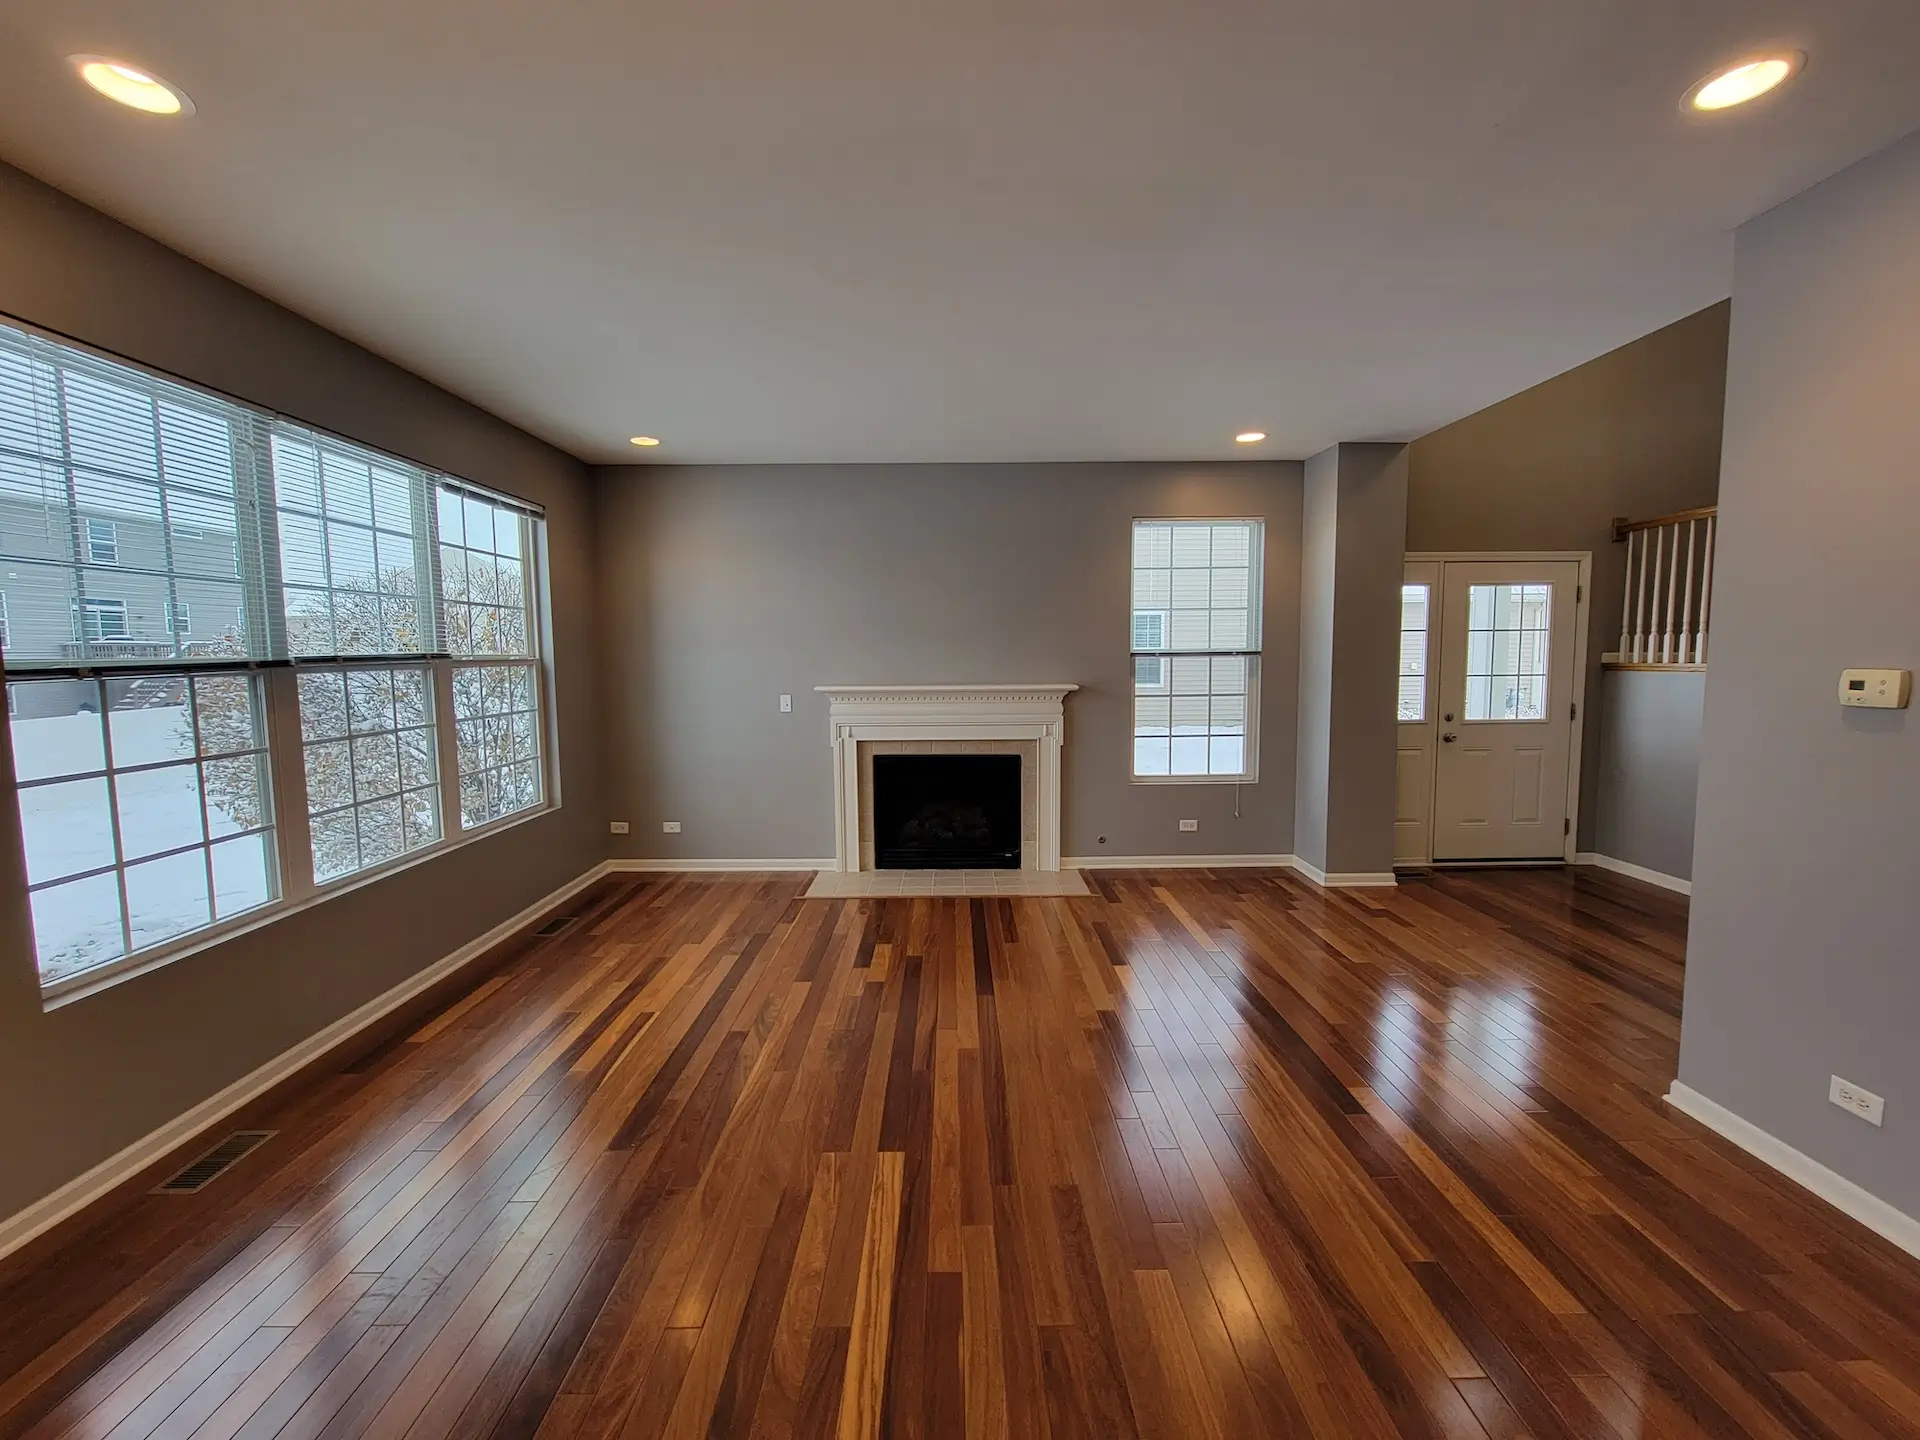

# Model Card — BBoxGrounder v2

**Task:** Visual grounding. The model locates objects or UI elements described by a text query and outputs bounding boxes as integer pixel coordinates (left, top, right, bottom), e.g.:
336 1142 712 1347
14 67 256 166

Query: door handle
1442 732 1458 743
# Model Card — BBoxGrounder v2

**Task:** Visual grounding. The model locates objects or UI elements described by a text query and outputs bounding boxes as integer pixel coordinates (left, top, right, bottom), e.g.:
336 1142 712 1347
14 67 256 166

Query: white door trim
1403 551 1591 864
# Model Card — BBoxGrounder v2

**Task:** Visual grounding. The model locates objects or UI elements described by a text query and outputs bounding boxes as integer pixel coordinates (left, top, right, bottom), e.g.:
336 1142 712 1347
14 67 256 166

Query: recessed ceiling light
1235 431 1268 444
629 435 661 447
70 55 194 116
1686 53 1803 112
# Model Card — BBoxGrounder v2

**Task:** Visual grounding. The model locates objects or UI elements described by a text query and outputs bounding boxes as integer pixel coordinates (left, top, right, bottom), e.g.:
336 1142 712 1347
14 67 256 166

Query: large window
0 318 554 994
1130 519 1262 781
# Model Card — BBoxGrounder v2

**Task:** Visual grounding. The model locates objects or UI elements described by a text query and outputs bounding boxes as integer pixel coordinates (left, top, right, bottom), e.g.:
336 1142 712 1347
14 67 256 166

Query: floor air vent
534 915 578 937
154 1130 276 1194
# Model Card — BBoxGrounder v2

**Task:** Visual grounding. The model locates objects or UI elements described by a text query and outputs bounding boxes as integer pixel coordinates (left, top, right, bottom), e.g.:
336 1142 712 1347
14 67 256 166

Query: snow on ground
12 706 274 982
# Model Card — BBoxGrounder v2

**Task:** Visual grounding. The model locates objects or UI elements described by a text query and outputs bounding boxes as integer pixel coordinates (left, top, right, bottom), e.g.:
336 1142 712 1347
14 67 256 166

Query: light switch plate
1838 668 1911 708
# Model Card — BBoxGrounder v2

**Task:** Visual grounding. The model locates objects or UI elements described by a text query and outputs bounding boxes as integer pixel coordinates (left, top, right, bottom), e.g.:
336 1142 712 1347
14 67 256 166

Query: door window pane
1463 584 1551 721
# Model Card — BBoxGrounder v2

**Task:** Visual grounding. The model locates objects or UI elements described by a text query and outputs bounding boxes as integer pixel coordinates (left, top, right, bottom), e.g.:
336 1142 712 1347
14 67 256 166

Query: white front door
1432 561 1580 861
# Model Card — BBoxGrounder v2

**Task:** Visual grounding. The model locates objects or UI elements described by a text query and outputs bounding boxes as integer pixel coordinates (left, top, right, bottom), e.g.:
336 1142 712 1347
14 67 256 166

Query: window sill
1130 774 1260 786
39 798 559 1011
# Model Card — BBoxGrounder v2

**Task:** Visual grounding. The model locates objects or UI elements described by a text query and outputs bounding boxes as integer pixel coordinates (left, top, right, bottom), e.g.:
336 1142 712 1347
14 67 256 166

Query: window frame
1 318 559 1003
76 597 130 641
85 517 119 566
1129 517 1264 785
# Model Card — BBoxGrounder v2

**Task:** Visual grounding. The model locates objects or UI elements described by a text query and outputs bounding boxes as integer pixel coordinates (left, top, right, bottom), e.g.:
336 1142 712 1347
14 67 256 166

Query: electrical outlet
608 821 630 835
779 694 793 713
1829 1075 1885 1127
1178 819 1199 833
662 821 682 834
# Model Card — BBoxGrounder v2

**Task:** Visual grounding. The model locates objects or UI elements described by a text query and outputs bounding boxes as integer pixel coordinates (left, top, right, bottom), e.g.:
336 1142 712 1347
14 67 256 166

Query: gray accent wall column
1679 129 1920 1225
1293 443 1408 878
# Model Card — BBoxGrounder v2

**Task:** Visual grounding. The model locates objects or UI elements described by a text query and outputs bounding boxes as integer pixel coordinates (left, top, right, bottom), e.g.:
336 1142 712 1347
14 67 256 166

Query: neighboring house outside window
166 599 191 636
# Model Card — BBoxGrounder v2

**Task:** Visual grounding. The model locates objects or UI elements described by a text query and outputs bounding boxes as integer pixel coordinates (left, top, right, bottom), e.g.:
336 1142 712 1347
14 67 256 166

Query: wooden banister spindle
1658 522 1674 664
1619 530 1635 658
1677 519 1698 664
1633 526 1651 662
1697 515 1715 665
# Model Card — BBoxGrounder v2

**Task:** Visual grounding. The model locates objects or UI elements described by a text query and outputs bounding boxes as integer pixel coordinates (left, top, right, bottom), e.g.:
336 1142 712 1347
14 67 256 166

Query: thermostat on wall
1838 668 1912 708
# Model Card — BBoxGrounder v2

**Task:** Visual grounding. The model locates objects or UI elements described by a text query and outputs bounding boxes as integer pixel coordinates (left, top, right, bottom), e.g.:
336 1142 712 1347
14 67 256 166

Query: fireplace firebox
873 754 1022 869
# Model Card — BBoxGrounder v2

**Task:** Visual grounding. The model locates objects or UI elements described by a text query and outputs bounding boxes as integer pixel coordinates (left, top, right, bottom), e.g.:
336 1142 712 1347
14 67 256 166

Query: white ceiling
1 1 1917 465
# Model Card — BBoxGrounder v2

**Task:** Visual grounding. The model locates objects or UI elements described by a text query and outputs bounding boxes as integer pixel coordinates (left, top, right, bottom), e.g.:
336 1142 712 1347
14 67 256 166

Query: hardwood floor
3 867 1919 1439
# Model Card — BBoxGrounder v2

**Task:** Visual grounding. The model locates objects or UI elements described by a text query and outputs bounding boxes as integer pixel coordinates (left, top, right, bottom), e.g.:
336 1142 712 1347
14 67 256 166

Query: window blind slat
0 319 543 673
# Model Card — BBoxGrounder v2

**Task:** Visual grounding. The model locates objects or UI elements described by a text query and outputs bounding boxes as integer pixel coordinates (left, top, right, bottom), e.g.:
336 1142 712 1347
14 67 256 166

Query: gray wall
593 463 1302 863
1592 670 1702 881
1294 444 1408 875
0 162 603 1223
1407 303 1728 847
1681 130 1920 1219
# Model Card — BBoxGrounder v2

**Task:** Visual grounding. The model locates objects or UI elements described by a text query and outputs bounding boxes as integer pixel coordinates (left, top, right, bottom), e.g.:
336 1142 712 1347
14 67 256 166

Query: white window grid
9 673 278 986
1465 583 1552 721
167 598 191 636
270 429 433 658
451 660 545 829
1399 583 1430 722
298 665 444 884
1130 519 1262 782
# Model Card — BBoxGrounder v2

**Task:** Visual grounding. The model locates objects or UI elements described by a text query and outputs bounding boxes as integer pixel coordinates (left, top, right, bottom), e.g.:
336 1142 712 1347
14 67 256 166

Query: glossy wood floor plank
4 868 1918 1438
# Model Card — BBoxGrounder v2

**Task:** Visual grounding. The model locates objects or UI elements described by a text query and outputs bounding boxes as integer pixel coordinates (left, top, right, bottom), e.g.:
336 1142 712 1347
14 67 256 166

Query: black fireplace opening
873 754 1022 869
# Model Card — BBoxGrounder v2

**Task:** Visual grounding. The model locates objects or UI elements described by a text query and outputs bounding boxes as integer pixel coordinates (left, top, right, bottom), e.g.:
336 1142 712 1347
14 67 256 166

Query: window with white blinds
0 322 261 665
0 318 555 996
1130 519 1263 781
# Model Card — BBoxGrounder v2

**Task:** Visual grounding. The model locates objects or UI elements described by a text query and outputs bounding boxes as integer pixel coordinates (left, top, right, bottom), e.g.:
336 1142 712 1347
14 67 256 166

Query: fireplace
873 754 1022 869
816 685 1077 873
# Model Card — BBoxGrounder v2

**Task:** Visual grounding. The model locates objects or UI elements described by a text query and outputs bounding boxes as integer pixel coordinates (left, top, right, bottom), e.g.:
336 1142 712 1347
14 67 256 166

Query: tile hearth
803 868 1091 898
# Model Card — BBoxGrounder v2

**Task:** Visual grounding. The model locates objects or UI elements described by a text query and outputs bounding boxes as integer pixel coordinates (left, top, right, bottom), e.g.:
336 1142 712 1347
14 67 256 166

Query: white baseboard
1574 851 1692 895
0 860 614 1266
1665 1082 1920 1260
604 858 833 873
1289 857 1399 889
1065 853 1297 872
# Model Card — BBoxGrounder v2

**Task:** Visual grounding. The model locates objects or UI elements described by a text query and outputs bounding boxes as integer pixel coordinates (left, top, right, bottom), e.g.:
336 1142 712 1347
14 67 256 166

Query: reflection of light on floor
1448 987 1540 1090
1370 986 1426 1099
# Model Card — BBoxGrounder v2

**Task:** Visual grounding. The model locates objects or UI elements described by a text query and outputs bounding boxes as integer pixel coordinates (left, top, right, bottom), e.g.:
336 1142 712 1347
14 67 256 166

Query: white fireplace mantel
816 685 1078 872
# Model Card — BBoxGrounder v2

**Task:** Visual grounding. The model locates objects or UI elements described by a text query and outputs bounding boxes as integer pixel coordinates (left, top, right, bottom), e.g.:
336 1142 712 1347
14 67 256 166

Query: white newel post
816 685 1079 873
